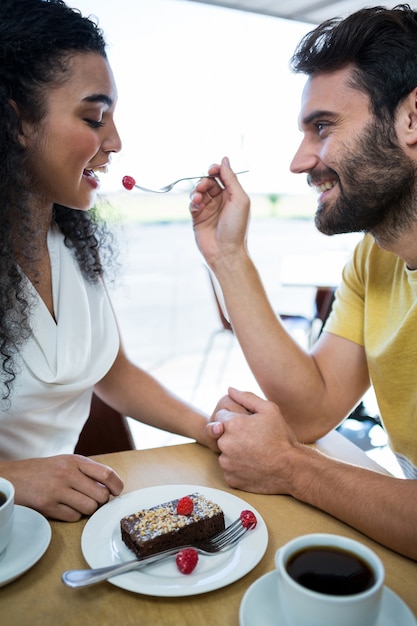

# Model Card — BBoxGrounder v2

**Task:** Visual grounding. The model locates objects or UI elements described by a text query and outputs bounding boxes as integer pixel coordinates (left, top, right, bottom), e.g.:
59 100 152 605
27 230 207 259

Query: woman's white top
0 228 119 460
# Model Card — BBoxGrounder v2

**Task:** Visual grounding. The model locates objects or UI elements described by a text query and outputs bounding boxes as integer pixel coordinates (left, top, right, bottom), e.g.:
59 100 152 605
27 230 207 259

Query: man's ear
398 87 417 147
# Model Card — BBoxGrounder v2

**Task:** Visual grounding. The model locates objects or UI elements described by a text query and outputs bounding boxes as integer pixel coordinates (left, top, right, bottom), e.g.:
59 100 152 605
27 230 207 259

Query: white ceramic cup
275 533 384 626
0 477 15 558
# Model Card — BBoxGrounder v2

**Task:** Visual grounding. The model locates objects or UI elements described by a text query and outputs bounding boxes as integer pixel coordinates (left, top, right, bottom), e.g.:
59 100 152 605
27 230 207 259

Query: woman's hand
203 391 255 452
1 455 124 521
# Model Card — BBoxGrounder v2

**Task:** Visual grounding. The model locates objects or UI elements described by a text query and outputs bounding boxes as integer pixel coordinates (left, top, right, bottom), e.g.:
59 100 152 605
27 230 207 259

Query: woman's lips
83 169 100 189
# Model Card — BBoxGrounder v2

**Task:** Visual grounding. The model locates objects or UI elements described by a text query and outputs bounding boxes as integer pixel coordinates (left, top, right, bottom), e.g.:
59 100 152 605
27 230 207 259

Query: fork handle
61 548 181 588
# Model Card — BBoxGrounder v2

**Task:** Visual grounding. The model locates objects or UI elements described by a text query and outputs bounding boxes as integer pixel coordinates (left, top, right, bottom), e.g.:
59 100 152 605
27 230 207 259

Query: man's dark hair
290 4 417 122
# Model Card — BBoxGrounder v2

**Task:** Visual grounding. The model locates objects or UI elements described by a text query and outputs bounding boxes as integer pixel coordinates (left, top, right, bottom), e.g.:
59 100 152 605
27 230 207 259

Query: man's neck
372 224 417 269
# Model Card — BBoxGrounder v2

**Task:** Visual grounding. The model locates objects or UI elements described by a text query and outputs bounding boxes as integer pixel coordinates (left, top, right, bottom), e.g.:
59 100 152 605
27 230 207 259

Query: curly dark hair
0 0 116 399
290 4 417 123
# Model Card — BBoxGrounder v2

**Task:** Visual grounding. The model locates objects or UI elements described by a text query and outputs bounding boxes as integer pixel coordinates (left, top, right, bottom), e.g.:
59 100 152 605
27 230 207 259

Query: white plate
0 505 51 587
82 484 268 596
239 571 417 626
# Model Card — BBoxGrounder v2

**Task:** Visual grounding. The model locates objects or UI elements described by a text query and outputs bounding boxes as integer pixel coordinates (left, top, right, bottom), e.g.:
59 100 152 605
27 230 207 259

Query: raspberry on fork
240 510 257 529
122 175 135 190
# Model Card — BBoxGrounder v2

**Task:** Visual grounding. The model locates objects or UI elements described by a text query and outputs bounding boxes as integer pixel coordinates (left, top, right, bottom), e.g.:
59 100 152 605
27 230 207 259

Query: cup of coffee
0 477 15 558
275 533 384 626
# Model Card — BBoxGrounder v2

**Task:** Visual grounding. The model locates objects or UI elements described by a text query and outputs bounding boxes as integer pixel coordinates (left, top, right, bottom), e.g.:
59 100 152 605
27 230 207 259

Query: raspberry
122 175 136 190
240 510 257 529
176 496 194 516
176 548 198 574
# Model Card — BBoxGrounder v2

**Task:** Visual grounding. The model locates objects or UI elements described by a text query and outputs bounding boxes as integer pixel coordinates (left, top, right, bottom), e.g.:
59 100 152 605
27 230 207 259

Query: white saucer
239 571 417 626
0 505 51 587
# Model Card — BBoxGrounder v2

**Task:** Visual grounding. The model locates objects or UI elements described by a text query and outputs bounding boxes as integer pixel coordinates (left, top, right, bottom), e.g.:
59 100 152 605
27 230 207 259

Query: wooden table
2 433 416 626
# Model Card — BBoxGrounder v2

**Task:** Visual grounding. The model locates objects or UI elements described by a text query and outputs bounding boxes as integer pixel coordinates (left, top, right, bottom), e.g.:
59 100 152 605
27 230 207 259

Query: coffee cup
0 477 15 558
275 533 384 626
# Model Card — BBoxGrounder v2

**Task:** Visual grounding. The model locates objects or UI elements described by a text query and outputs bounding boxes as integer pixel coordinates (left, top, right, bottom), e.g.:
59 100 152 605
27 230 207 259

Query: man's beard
312 119 417 243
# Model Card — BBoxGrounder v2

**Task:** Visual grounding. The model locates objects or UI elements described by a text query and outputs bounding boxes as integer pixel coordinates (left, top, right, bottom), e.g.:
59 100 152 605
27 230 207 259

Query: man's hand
189 157 251 269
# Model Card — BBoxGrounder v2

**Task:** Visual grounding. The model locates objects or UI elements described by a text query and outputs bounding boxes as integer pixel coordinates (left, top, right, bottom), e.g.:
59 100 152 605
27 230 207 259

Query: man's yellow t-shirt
325 234 417 477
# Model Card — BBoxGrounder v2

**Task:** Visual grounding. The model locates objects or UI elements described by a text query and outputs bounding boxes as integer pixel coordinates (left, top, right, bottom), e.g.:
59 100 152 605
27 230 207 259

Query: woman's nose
103 120 122 154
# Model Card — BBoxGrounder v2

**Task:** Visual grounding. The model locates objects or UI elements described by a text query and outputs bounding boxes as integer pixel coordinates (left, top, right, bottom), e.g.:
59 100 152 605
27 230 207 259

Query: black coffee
0 490 7 507
286 546 375 596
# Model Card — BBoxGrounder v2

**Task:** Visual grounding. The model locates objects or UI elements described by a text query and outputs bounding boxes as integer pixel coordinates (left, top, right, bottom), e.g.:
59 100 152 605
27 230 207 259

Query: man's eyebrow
82 94 113 107
301 109 337 126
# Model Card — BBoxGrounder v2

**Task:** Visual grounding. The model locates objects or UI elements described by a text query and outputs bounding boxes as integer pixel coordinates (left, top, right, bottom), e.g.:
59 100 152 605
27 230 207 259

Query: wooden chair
74 393 135 456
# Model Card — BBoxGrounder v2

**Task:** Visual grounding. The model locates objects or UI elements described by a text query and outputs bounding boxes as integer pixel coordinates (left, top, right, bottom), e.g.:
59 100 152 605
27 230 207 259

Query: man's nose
290 137 318 174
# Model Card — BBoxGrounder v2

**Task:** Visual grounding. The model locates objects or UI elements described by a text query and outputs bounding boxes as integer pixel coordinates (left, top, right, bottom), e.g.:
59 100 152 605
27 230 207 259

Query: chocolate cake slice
120 492 225 558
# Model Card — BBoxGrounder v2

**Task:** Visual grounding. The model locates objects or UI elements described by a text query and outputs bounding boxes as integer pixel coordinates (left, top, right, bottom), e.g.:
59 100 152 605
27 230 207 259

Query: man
189 5 417 559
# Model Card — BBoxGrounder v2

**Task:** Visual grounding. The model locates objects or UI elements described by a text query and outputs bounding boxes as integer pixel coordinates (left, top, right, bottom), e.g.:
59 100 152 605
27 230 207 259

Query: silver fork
125 170 249 193
62 516 254 588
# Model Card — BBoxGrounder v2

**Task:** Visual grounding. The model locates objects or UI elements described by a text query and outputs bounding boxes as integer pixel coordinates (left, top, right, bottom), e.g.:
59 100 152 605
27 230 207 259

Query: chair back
74 394 135 456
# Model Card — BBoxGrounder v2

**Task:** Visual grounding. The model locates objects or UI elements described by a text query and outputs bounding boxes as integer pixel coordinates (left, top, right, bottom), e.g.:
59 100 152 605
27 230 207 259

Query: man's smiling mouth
315 180 337 194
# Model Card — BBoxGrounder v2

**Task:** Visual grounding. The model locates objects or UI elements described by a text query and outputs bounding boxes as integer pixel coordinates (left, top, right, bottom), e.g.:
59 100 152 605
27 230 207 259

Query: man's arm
213 388 417 560
190 158 369 439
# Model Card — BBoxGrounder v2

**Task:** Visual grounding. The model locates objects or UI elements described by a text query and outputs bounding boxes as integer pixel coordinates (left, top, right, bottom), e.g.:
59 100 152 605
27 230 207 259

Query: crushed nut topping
122 493 222 540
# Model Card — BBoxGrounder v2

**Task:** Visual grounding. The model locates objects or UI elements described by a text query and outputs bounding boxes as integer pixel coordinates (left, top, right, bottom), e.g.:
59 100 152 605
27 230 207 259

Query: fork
61 516 254 588
122 170 249 193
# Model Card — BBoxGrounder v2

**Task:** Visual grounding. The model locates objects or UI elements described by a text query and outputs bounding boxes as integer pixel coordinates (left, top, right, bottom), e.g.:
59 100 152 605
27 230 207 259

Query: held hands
208 387 301 494
8 455 123 521
189 157 251 268
204 391 253 452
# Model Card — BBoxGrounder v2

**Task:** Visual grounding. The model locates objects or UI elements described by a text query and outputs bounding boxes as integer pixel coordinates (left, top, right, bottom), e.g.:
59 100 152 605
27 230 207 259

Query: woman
0 0 213 522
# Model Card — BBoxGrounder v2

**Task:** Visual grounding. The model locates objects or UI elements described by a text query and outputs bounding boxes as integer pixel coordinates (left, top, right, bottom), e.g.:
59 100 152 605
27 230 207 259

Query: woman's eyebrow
82 94 113 107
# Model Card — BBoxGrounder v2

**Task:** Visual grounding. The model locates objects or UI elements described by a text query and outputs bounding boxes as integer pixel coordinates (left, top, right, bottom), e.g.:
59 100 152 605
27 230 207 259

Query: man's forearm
290 445 416 559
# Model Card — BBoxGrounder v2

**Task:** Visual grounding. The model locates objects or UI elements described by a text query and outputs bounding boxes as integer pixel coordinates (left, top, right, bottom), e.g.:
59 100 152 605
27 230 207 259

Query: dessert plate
239 571 417 626
0 505 51 587
82 484 268 596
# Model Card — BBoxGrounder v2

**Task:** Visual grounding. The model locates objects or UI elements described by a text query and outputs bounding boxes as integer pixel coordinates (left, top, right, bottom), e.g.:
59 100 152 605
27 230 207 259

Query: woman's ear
8 98 31 147
7 98 21 120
